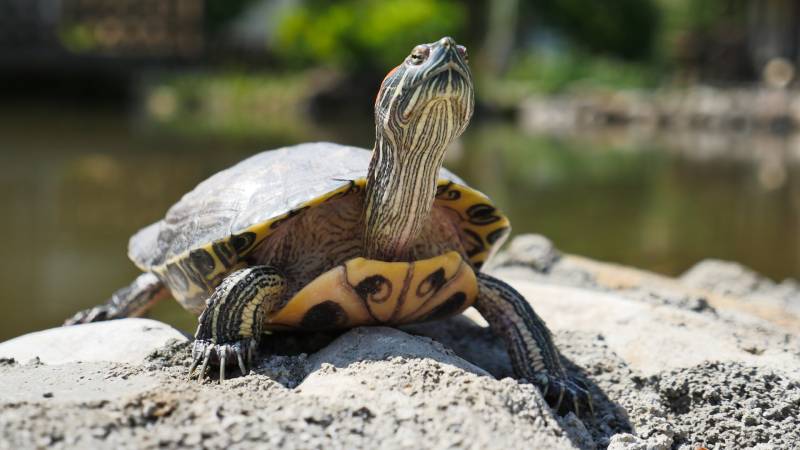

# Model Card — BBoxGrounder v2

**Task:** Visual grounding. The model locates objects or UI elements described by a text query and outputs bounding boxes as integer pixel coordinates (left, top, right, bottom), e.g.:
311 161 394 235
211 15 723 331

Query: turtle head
364 37 474 261
374 36 474 143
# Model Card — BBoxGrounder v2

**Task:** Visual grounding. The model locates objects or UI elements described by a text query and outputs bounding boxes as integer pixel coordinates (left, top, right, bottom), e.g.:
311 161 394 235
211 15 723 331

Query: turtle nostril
440 36 456 48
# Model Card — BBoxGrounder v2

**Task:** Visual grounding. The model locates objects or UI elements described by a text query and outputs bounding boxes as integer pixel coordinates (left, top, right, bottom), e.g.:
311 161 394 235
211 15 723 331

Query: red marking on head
375 65 400 107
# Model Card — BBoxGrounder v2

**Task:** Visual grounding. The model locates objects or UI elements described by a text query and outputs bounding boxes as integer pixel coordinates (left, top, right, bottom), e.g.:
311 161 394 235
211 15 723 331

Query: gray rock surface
490 235 800 330
681 258 800 317
0 318 188 365
489 233 562 272
1 235 798 449
0 329 584 450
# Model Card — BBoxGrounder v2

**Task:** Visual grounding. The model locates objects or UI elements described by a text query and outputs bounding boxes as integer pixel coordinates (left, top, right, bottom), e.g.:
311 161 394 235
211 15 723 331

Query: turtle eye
456 45 468 63
409 45 429 65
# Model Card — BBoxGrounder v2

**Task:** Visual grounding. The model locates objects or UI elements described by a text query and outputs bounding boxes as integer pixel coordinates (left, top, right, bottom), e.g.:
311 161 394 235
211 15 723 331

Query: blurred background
1 0 799 340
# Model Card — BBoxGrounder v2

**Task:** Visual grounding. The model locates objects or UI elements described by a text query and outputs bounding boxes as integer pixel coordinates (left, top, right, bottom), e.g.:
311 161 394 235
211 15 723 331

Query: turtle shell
129 143 510 313
267 251 478 331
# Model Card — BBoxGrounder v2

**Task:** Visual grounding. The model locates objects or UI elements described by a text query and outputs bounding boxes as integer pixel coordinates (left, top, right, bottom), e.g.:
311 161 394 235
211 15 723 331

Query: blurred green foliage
654 0 744 62
273 0 659 70
658 0 736 31
481 50 658 108
276 0 466 70
142 0 762 125
270 0 664 88
144 72 316 140
59 24 97 53
511 50 656 91
263 0 755 88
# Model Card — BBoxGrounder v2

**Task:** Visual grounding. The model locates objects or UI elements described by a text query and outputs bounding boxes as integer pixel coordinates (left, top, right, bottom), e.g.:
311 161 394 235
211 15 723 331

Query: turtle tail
63 272 170 325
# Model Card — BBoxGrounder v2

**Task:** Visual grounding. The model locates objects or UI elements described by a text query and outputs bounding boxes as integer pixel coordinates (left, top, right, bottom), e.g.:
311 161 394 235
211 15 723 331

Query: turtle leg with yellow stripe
474 273 592 416
65 37 592 416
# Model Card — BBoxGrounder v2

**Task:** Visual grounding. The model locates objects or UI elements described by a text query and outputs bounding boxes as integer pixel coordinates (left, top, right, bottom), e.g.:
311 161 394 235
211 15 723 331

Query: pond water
1 105 798 340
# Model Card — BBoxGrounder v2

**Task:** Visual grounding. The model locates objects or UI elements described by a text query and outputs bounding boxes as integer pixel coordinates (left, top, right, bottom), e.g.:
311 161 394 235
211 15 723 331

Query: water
1 106 798 341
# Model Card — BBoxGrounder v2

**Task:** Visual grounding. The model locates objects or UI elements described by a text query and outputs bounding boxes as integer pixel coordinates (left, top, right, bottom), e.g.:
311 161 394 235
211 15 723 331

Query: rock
0 327 582 450
493 234 800 330
681 259 800 316
403 314 514 379
487 234 561 272
0 361 162 404
681 259 777 297
0 318 188 365
495 279 800 379
1 238 799 449
293 328 579 449
643 361 800 449
607 433 671 450
304 326 491 378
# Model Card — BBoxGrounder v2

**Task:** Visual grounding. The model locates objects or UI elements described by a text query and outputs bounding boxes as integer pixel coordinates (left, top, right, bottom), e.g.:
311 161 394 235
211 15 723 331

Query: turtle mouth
430 61 470 83
410 62 470 93
431 68 467 96
402 65 470 107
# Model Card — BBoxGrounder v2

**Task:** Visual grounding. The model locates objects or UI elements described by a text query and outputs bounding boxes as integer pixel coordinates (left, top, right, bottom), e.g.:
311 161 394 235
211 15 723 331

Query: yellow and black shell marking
267 251 477 330
433 180 510 267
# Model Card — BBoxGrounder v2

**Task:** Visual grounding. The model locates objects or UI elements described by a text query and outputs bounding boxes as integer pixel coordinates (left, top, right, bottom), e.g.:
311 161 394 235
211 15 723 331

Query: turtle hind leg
64 272 169 325
189 265 287 382
473 272 593 416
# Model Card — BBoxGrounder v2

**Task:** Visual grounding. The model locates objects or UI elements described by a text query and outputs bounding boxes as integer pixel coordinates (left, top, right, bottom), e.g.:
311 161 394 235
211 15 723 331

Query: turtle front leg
474 272 592 416
189 266 287 382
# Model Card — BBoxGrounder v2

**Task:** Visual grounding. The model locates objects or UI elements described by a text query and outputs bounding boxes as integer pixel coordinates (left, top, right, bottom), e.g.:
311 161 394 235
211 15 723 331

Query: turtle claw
63 306 113 325
236 350 247 376
188 338 256 382
534 373 594 417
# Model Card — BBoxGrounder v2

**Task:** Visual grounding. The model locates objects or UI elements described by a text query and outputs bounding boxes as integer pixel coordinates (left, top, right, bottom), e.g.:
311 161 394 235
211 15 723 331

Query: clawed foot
63 305 116 326
188 338 256 382
533 373 594 417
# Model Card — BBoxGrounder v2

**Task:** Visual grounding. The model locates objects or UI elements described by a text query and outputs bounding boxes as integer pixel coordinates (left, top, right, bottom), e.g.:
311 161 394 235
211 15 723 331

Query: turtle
66 37 592 415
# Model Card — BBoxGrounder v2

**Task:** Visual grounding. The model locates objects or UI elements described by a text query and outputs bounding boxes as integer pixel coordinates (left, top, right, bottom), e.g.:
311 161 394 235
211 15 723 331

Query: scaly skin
474 272 592 416
364 37 474 260
189 266 287 381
